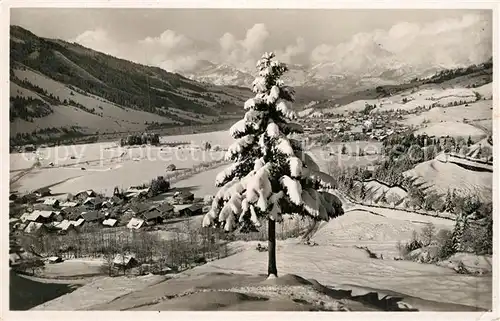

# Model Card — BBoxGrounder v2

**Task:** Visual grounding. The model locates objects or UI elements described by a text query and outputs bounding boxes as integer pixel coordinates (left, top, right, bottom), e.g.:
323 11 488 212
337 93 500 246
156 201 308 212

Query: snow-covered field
323 83 491 115
400 100 492 127
172 165 227 198
356 180 408 204
403 157 492 201
38 258 105 279
175 208 491 310
30 273 166 311
308 142 383 172
10 131 232 195
414 121 487 139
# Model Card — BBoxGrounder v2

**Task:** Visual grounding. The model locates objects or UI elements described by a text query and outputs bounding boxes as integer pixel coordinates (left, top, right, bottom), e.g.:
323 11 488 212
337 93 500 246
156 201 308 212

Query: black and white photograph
3 2 498 315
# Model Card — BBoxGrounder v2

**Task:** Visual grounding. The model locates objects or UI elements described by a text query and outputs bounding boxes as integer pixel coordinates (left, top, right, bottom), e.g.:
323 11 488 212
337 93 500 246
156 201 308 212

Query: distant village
9 180 210 237
297 106 412 143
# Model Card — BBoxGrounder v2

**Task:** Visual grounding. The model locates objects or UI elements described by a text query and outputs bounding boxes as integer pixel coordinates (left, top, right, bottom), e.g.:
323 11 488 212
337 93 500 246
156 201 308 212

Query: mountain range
9 25 492 147
181 39 480 95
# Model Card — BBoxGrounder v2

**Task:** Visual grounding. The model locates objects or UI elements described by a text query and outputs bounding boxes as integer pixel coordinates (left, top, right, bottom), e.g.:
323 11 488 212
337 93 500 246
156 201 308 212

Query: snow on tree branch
276 100 297 120
225 135 255 161
280 175 303 205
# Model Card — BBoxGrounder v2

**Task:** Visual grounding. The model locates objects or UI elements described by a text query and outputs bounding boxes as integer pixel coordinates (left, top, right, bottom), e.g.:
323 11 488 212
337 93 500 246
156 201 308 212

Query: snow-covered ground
178 209 490 310
308 148 382 172
400 100 492 127
21 197 491 311
403 157 492 201
10 131 233 195
414 121 488 139
172 165 227 198
30 273 166 311
323 83 492 116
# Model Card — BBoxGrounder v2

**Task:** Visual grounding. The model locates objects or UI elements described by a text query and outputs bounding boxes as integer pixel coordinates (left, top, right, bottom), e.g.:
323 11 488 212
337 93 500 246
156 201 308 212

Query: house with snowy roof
173 191 194 204
80 211 105 223
83 197 104 210
22 210 55 223
122 202 149 217
75 189 97 201
112 254 138 269
60 201 78 208
24 222 48 234
124 187 150 199
140 207 165 225
61 206 85 221
34 187 51 198
43 198 60 208
54 220 73 231
19 212 31 223
178 203 203 217
126 217 144 230
102 218 118 227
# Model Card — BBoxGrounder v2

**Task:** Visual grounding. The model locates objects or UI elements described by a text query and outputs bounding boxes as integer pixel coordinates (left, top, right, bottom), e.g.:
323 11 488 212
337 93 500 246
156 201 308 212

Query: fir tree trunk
267 218 278 277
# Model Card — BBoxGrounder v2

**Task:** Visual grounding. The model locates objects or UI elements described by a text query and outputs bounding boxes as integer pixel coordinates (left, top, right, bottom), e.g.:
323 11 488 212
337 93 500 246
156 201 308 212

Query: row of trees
398 210 492 266
370 133 479 187
10 126 90 147
422 59 492 85
328 153 492 222
149 176 170 197
119 133 160 146
9 96 53 122
16 219 233 276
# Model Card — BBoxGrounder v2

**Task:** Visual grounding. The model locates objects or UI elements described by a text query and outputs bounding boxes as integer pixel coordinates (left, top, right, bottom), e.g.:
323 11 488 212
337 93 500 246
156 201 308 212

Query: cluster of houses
299 111 411 142
10 186 208 236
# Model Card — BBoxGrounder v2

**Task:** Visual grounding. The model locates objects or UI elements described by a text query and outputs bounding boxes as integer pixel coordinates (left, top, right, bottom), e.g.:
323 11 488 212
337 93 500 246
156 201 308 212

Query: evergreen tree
359 182 366 201
444 188 454 212
480 213 493 255
451 213 468 252
467 135 473 147
202 52 344 278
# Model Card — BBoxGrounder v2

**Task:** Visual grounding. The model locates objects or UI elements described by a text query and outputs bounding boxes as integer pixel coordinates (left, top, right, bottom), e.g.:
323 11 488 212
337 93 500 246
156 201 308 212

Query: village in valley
9 154 220 274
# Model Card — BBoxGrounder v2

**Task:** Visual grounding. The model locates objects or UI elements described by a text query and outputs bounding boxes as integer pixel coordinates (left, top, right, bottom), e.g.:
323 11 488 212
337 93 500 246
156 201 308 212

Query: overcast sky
11 9 492 72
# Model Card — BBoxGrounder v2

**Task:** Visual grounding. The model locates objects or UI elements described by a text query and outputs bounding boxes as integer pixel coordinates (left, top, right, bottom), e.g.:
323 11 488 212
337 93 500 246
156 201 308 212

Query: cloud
310 12 492 75
139 29 192 52
127 24 272 72
241 23 269 54
72 23 306 74
71 13 491 78
219 32 237 53
72 29 121 57
212 23 272 70
276 37 306 64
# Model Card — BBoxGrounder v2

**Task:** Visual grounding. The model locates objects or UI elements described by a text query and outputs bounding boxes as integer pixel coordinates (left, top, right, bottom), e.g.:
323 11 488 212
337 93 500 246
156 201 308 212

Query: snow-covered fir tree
451 212 469 252
202 52 344 277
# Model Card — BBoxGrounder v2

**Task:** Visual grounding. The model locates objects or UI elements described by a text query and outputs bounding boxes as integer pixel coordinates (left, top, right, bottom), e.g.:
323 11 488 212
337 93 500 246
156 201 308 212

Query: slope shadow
85 272 488 312
9 271 81 310
328 282 488 312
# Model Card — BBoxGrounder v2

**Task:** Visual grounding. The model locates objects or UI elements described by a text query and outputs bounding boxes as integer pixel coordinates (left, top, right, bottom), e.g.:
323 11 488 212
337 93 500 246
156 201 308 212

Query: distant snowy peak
179 52 476 92
184 63 255 87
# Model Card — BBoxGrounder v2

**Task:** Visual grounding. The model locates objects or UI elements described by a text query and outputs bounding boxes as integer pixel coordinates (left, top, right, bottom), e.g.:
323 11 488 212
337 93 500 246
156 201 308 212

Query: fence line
335 190 458 221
